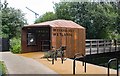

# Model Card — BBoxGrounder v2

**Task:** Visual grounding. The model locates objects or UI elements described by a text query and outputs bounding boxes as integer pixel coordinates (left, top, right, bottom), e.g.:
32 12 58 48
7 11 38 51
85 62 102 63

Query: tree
54 2 119 39
1 0 27 39
117 2 120 35
35 12 57 23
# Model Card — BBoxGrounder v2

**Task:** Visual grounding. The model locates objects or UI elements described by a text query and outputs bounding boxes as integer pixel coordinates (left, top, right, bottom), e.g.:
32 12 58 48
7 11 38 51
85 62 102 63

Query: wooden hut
21 20 85 58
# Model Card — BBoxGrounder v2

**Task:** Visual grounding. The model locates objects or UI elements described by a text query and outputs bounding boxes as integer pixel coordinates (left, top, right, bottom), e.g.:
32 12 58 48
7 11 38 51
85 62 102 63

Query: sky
3 0 60 24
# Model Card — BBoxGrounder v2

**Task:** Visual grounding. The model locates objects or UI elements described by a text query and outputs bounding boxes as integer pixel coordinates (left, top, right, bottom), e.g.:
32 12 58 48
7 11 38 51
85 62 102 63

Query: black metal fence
86 39 120 55
0 37 9 51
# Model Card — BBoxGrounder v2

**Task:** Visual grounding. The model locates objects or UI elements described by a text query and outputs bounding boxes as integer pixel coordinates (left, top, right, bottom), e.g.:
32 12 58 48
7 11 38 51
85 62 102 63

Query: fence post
114 39 117 51
109 40 112 52
97 40 99 54
104 40 106 53
90 41 92 55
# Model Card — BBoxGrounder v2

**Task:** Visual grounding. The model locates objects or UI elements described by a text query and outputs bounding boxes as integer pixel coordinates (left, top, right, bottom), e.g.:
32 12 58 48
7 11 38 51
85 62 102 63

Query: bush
0 61 7 75
10 37 21 54
42 51 62 58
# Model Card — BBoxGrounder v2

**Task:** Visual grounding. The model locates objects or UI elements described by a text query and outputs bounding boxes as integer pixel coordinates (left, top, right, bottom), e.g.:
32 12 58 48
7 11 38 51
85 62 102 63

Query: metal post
84 55 86 73
61 51 64 64
107 58 119 76
52 53 54 65
73 59 75 75
85 60 86 73
82 54 84 66
117 59 119 76
55 50 58 61
82 58 84 66
108 61 110 76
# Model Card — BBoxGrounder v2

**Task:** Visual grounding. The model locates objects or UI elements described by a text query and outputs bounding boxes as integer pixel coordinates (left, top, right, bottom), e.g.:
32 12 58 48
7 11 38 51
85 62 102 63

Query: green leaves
1 1 27 39
35 12 57 23
10 37 21 53
54 2 119 39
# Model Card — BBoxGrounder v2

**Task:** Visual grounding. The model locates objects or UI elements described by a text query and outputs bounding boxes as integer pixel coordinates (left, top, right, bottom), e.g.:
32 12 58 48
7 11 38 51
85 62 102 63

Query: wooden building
21 20 85 58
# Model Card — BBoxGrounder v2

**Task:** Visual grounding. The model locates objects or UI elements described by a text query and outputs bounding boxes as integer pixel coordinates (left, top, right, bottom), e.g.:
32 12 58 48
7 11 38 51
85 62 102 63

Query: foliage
10 37 21 54
42 51 52 58
117 2 120 34
1 0 27 39
42 51 62 58
0 61 7 75
35 12 57 23
54 2 119 39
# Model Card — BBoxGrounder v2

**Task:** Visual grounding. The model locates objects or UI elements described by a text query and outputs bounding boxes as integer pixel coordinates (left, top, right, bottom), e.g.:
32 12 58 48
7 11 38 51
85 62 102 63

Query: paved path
0 52 58 74
20 52 119 75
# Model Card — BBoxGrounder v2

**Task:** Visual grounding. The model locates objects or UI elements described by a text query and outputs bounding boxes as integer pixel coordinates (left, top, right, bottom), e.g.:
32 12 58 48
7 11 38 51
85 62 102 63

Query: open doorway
27 27 51 52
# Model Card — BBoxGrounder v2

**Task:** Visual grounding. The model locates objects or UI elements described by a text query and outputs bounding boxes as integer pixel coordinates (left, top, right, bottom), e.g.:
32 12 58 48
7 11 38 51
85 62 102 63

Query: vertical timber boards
51 27 85 58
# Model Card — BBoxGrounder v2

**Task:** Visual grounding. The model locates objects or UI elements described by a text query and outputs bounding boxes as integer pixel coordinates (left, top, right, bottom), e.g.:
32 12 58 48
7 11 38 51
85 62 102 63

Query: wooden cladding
21 20 85 58
51 27 85 58
52 28 74 37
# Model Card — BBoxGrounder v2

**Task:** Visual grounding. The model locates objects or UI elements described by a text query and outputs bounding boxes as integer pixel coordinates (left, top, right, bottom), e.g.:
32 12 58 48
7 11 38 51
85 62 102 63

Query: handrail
107 58 119 76
73 53 86 75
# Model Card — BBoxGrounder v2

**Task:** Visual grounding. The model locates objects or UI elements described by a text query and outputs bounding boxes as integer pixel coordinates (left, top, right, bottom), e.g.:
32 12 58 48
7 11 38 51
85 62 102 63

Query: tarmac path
0 52 58 74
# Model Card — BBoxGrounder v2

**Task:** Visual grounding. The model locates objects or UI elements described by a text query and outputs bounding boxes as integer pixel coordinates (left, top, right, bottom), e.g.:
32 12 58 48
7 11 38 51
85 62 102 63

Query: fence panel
86 39 120 55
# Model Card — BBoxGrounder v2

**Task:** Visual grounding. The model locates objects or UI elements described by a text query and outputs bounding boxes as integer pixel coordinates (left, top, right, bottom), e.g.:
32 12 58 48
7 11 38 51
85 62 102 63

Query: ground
0 52 119 76
20 52 118 75
0 52 57 74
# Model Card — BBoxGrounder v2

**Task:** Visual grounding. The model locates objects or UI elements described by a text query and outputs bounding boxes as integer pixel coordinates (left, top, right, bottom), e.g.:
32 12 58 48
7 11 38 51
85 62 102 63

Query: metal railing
107 58 119 76
73 53 86 75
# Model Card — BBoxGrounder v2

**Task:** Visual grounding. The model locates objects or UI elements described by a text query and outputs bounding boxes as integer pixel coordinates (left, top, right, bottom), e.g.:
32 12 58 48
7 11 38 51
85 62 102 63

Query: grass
0 61 7 76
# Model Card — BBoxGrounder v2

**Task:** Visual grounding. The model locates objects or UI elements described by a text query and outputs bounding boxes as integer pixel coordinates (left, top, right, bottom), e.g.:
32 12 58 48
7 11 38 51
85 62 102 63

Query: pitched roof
24 20 85 29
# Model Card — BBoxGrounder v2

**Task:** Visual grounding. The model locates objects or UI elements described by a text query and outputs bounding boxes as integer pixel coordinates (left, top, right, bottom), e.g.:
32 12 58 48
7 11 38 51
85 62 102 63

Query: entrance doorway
36 27 51 51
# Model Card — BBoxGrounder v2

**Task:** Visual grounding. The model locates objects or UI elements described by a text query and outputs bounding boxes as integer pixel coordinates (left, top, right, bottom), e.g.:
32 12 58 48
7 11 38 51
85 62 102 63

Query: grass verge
0 61 7 76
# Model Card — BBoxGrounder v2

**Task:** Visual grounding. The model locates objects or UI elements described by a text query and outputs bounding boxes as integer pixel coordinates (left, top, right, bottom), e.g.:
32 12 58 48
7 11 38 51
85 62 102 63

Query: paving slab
0 52 58 74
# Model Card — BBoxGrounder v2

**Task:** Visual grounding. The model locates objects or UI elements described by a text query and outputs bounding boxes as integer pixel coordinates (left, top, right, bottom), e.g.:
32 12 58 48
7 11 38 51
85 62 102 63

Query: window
27 33 36 45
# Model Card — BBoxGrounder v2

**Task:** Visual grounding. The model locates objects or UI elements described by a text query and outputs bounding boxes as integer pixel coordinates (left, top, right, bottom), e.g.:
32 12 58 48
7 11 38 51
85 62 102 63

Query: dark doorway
27 27 51 52
36 27 51 51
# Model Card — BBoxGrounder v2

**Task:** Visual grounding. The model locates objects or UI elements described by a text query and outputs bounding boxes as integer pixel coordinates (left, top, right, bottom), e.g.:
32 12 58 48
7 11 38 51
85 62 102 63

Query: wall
51 27 85 58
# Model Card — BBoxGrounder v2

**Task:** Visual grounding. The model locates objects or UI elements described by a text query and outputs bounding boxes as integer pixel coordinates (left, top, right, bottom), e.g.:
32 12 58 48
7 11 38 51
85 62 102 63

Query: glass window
27 33 36 45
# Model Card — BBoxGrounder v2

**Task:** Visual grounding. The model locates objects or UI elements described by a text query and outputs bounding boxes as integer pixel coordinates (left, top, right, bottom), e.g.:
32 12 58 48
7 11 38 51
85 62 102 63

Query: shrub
0 61 7 75
10 37 21 54
42 51 62 58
